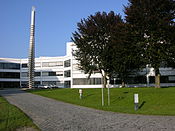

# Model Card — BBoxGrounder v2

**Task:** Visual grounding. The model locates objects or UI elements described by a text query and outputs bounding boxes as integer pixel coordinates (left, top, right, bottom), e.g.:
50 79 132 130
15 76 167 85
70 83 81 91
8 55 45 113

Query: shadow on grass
83 94 94 99
139 101 146 109
111 96 126 104
123 91 128 94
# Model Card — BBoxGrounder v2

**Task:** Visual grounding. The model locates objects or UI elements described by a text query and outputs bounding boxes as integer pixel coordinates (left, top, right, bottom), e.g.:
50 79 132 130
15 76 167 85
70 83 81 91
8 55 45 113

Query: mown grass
0 96 39 131
28 87 175 115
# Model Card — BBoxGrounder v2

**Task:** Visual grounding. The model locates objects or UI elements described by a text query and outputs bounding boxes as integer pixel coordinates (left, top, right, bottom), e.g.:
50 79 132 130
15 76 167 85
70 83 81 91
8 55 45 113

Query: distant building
1 42 175 88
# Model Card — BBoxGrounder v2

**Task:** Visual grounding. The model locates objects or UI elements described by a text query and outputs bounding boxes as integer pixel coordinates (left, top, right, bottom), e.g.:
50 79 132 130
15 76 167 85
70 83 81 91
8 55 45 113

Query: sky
0 0 129 58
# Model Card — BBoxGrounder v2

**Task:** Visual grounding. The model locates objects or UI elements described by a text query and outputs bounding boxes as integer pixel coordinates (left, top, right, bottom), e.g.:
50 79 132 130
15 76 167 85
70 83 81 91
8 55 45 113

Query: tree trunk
103 72 107 88
155 68 160 88
121 81 125 87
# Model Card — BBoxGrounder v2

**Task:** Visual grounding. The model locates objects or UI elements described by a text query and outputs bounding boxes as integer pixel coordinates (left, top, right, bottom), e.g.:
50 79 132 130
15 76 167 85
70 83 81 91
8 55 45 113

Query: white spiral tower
28 6 35 88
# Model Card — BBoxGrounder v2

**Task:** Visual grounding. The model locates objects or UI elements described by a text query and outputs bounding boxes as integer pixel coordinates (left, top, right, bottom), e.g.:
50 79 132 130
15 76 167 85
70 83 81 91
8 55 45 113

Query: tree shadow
139 101 146 109
83 94 94 99
123 91 128 94
111 96 125 104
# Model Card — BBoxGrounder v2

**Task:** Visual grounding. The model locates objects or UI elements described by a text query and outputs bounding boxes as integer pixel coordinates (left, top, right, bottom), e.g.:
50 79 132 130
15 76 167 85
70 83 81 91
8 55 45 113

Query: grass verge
27 87 175 116
0 96 39 131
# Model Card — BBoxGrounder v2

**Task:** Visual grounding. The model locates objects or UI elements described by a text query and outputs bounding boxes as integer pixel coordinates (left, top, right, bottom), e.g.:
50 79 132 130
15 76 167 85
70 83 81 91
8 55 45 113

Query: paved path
1 89 175 131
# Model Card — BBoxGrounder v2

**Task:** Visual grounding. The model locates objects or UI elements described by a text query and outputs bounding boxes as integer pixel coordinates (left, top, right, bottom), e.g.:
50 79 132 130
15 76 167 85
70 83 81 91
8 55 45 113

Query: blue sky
0 0 129 58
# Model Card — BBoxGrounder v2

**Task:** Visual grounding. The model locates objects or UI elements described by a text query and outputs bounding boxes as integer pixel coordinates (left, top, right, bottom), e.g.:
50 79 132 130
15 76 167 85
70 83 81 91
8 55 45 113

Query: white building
1 42 175 88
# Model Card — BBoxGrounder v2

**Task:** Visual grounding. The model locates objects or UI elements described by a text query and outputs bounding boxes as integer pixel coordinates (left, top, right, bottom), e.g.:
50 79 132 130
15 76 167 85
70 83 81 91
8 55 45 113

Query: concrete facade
1 42 175 88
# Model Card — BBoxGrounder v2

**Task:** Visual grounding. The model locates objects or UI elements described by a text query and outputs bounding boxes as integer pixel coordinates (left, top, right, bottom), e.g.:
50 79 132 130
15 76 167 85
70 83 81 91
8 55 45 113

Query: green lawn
28 87 175 116
0 96 39 131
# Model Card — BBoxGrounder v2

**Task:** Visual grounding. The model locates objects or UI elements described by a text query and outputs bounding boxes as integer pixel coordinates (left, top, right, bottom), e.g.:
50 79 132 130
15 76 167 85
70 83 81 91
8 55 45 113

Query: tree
125 0 175 88
110 23 142 87
72 11 126 88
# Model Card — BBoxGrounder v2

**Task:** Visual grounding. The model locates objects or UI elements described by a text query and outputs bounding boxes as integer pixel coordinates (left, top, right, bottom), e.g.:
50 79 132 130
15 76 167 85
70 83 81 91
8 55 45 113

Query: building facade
1 42 175 88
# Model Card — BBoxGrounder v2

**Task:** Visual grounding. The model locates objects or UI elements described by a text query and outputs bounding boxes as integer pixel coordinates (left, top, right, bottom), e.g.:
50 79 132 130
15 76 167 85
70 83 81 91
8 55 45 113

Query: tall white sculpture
28 6 35 88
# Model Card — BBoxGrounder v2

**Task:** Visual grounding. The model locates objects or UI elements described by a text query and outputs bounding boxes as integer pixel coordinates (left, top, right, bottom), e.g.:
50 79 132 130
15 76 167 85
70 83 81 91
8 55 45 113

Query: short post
134 94 139 111
79 89 83 99
102 87 104 106
107 78 110 106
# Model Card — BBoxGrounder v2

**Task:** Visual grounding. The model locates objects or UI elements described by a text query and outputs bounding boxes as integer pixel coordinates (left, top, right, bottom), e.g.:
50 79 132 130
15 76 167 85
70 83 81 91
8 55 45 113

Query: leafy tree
72 11 127 87
125 0 175 88
109 23 142 87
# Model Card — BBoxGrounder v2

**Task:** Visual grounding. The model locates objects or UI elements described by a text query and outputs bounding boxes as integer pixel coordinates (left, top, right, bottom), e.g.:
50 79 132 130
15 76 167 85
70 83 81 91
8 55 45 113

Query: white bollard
79 89 83 99
134 94 139 111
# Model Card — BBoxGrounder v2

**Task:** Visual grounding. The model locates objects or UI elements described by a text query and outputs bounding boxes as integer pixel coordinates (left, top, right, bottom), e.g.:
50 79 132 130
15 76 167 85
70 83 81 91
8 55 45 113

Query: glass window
73 78 102 85
56 71 63 76
64 81 71 88
64 70 71 77
49 72 56 76
0 82 20 88
42 71 62 76
21 81 28 87
0 63 3 69
22 64 28 68
0 72 20 79
21 72 28 77
42 61 63 67
35 72 41 77
0 63 20 69
64 59 71 67
169 76 175 81
42 81 63 87
42 72 49 76
34 81 41 86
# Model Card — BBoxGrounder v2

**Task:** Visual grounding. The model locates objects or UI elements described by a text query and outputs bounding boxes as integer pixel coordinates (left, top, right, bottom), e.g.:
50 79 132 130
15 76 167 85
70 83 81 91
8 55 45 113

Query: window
42 81 63 86
42 72 49 76
22 64 28 68
21 72 28 77
35 72 41 77
42 61 63 67
21 72 40 77
49 72 56 76
160 76 169 83
56 71 63 76
0 82 20 88
42 71 62 76
34 81 40 86
169 76 175 82
0 63 20 69
21 81 28 87
64 59 71 67
0 63 3 69
73 78 102 85
64 70 71 77
64 81 71 88
149 76 155 83
0 72 20 79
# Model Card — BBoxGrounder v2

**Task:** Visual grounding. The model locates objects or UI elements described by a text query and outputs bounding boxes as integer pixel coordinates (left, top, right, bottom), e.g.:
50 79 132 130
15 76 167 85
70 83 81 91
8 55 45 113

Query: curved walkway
0 89 175 131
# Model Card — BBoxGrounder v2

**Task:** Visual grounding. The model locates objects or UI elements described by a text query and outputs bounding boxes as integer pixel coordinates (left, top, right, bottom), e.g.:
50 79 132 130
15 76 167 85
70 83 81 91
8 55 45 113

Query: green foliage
124 0 175 87
0 96 38 131
28 88 175 115
72 11 124 76
72 11 140 85
125 0 175 69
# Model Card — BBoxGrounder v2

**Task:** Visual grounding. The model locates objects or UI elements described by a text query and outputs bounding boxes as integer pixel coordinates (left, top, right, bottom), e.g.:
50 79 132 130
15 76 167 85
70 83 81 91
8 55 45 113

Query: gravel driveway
0 89 175 131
